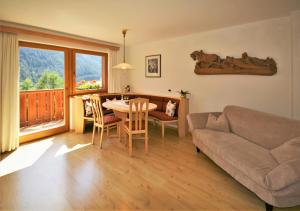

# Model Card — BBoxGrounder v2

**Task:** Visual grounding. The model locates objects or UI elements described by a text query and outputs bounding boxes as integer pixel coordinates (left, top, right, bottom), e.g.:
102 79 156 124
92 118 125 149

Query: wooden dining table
102 100 157 136
102 99 157 120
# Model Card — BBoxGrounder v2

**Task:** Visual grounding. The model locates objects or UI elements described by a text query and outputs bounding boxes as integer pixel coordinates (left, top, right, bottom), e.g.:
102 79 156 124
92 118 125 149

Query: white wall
291 11 300 119
128 16 295 117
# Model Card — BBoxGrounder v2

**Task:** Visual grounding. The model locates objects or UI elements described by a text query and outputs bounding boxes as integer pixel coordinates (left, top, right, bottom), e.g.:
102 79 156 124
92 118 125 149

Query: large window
18 42 69 143
19 47 64 91
72 49 108 94
18 41 108 143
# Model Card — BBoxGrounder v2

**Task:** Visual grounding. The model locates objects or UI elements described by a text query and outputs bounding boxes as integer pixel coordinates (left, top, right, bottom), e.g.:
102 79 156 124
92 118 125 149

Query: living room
0 0 300 210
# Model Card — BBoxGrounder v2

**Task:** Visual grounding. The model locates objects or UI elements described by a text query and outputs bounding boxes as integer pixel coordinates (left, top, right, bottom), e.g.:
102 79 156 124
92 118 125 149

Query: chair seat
124 120 146 130
103 115 122 125
149 111 178 121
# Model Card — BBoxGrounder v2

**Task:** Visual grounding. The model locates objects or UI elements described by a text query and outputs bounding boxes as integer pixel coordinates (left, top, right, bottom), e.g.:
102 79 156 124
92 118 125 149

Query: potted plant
177 90 190 98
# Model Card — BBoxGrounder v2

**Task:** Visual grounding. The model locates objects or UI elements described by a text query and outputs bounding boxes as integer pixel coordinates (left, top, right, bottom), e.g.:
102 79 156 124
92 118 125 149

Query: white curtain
108 49 126 93
108 49 117 93
0 32 19 153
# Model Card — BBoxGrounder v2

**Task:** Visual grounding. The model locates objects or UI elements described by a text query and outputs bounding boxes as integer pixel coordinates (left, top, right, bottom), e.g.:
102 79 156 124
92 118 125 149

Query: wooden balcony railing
20 89 64 127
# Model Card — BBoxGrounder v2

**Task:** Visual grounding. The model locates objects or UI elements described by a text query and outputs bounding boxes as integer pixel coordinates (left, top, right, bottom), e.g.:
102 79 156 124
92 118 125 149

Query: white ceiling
0 0 299 45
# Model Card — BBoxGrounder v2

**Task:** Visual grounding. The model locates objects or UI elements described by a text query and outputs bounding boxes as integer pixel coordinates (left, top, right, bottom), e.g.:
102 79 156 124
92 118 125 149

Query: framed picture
145 54 161 78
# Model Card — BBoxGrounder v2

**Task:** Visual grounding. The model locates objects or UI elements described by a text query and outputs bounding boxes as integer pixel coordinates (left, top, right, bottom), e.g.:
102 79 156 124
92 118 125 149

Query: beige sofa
187 106 300 211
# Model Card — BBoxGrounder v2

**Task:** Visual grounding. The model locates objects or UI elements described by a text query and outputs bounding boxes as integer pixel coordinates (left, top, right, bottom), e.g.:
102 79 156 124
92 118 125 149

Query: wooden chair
123 98 149 156
89 95 121 148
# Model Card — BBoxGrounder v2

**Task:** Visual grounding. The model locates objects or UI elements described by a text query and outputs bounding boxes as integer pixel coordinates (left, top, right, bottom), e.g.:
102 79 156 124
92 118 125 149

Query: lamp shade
112 62 133 70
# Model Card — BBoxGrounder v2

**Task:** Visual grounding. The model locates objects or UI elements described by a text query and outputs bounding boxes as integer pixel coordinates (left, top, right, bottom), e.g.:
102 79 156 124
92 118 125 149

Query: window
18 41 109 143
19 47 65 91
72 49 108 94
18 42 69 142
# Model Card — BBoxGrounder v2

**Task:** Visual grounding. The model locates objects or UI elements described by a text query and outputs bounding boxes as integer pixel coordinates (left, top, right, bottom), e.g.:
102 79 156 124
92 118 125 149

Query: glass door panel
19 43 68 142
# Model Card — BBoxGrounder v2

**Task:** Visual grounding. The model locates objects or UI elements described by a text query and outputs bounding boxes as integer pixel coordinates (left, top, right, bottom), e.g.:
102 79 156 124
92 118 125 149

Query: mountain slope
19 47 102 83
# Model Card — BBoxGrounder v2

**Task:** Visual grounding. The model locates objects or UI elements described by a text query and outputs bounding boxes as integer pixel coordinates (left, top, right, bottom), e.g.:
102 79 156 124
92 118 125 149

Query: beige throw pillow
206 113 230 132
165 101 176 117
85 101 93 116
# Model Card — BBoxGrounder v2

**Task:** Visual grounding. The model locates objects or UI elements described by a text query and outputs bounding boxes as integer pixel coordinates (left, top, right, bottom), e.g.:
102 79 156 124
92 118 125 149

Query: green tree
20 77 34 90
35 70 64 90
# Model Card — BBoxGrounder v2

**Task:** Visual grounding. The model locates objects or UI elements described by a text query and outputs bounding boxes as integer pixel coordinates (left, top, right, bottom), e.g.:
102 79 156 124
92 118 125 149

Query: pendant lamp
113 29 133 70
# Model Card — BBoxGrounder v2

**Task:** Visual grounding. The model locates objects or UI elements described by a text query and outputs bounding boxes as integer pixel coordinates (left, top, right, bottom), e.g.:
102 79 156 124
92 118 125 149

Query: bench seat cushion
149 111 178 121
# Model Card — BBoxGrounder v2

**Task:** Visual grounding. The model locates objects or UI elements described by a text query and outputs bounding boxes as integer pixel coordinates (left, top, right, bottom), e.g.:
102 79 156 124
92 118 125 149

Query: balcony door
19 42 69 143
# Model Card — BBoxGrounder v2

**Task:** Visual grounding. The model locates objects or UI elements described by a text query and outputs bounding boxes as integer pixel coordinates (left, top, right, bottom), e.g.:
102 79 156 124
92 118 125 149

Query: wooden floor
0 124 299 210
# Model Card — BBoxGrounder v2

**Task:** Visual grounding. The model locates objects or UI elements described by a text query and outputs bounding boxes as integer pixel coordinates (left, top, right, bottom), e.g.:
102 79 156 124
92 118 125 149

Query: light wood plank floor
1 125 299 210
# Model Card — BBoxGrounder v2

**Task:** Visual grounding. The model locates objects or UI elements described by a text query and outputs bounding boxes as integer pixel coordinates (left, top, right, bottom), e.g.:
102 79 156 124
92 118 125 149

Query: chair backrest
128 98 149 132
89 95 104 125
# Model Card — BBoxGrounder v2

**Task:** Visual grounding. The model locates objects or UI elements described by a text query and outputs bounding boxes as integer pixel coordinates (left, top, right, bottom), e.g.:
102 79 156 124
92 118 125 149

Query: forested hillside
19 47 102 90
19 47 64 83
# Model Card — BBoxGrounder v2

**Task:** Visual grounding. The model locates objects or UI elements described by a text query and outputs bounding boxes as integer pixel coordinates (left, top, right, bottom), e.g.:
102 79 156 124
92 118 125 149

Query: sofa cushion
193 129 278 190
267 137 300 190
265 159 300 191
149 111 178 121
224 105 300 149
187 112 222 131
271 137 300 164
206 113 230 133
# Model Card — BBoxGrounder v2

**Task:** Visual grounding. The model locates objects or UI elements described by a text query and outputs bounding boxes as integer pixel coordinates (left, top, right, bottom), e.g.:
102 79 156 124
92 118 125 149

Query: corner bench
72 93 189 137
146 95 180 137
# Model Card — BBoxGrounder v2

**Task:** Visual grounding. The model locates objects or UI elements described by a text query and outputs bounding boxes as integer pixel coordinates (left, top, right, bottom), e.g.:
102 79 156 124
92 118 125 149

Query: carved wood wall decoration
190 50 277 75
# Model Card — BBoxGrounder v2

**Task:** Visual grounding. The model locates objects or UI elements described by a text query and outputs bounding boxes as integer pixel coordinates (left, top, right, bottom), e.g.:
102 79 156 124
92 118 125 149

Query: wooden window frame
71 49 108 95
18 41 70 143
18 41 109 143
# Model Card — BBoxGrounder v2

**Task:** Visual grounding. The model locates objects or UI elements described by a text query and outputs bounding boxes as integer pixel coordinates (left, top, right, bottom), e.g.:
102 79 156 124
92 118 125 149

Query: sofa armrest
265 159 300 191
187 112 221 131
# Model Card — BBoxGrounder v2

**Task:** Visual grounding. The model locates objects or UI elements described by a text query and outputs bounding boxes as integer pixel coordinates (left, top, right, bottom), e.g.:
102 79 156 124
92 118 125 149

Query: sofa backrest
224 105 300 149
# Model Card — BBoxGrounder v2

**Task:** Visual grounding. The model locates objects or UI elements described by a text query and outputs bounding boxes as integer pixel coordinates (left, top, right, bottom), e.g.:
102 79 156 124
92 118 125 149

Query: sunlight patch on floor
55 143 91 157
0 138 54 177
